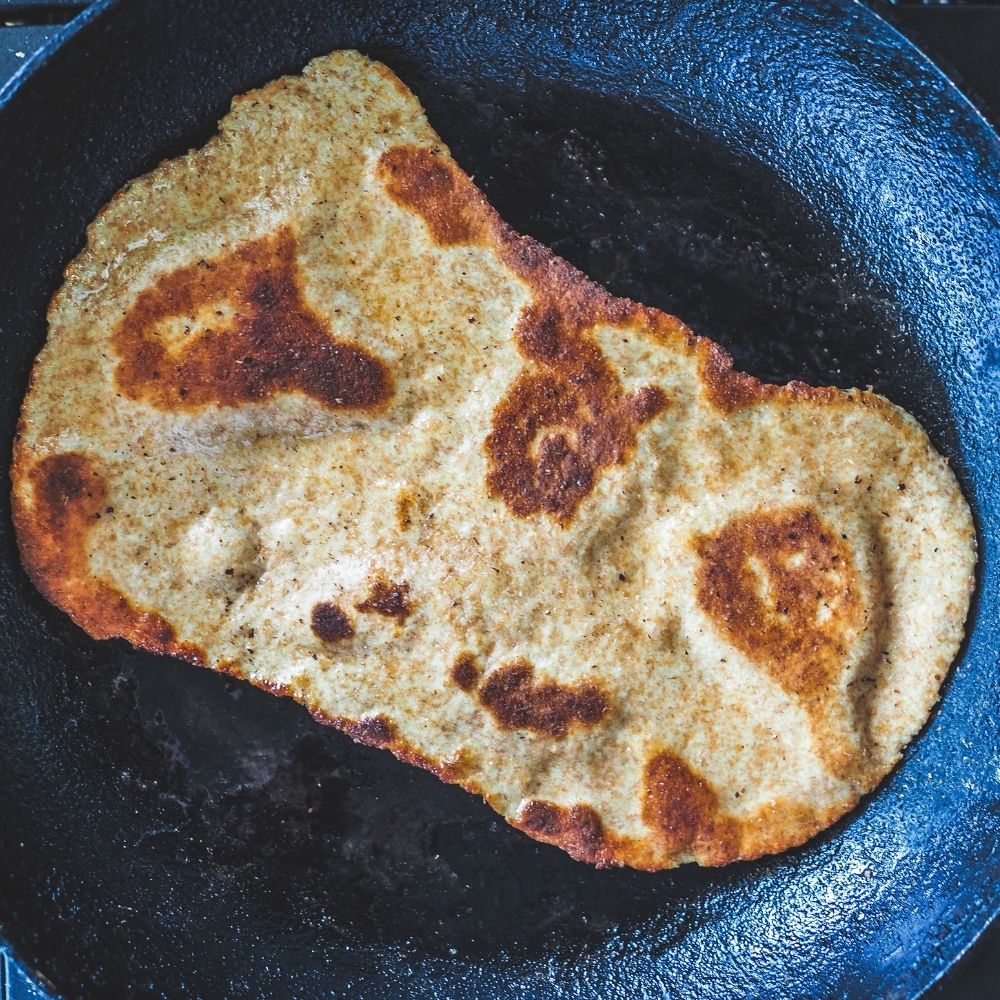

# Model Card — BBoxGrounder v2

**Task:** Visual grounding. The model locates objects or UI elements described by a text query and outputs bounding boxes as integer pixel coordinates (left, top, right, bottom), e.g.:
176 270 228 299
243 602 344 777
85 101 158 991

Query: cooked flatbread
11 51 975 869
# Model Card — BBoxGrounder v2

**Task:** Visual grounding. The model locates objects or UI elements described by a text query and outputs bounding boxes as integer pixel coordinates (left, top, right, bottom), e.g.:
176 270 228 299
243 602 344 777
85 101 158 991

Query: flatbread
11 51 975 869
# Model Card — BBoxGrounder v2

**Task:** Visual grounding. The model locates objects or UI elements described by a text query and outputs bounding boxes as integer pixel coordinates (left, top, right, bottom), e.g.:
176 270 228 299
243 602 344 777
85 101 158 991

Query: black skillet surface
0 1 998 997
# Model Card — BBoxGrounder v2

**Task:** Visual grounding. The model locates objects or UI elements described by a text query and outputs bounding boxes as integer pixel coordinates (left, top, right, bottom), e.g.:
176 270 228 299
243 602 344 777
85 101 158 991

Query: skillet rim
0 0 996 996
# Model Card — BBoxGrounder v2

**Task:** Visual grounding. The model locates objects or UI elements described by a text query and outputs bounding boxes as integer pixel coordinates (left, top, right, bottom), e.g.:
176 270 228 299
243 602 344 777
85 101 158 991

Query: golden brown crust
514 757 857 870
694 336 895 416
309 707 473 784
337 713 397 747
11 451 204 663
112 227 393 413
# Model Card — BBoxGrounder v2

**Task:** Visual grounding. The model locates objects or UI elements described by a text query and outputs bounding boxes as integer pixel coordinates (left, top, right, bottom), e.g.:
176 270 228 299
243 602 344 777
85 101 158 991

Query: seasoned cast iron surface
0 1 997 997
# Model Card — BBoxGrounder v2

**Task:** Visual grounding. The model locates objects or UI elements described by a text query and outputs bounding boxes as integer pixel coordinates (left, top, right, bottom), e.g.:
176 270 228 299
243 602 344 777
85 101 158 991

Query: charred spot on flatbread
310 601 354 642
485 354 667 523
112 227 392 412
450 652 480 692
695 507 867 777
355 578 413 623
378 145 494 246
476 659 609 738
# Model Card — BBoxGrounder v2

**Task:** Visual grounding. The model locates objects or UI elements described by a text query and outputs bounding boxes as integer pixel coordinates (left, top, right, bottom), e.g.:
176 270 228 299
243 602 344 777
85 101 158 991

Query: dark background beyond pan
0 1 998 997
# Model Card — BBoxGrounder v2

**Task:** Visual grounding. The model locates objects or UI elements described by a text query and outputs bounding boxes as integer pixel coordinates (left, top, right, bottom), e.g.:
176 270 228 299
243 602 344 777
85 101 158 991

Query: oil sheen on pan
10 51 975 870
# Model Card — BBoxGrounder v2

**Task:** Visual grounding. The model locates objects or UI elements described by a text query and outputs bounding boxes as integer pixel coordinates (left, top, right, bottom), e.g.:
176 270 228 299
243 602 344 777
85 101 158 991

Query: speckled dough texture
11 51 976 870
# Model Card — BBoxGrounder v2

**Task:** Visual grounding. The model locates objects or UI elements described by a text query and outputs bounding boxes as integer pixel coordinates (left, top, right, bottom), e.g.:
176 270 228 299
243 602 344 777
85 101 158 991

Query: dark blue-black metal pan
0 1 997 997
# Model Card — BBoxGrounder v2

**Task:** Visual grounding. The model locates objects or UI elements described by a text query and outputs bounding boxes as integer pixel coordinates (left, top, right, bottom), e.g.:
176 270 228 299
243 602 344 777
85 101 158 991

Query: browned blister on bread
11 52 975 869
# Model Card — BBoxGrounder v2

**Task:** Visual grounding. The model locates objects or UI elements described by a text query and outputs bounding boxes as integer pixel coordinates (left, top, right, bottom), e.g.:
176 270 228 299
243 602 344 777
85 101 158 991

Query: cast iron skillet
0 1 997 996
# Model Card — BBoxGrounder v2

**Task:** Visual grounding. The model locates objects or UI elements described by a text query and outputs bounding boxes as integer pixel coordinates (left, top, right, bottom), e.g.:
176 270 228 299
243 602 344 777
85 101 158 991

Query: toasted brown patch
378 144 669 525
695 507 862 707
356 578 413 623
450 651 480 692
485 367 667 523
310 601 354 642
12 452 203 663
695 507 865 777
112 227 392 412
477 659 609 738
642 750 740 864
378 145 495 246
395 489 415 530
515 800 621 867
